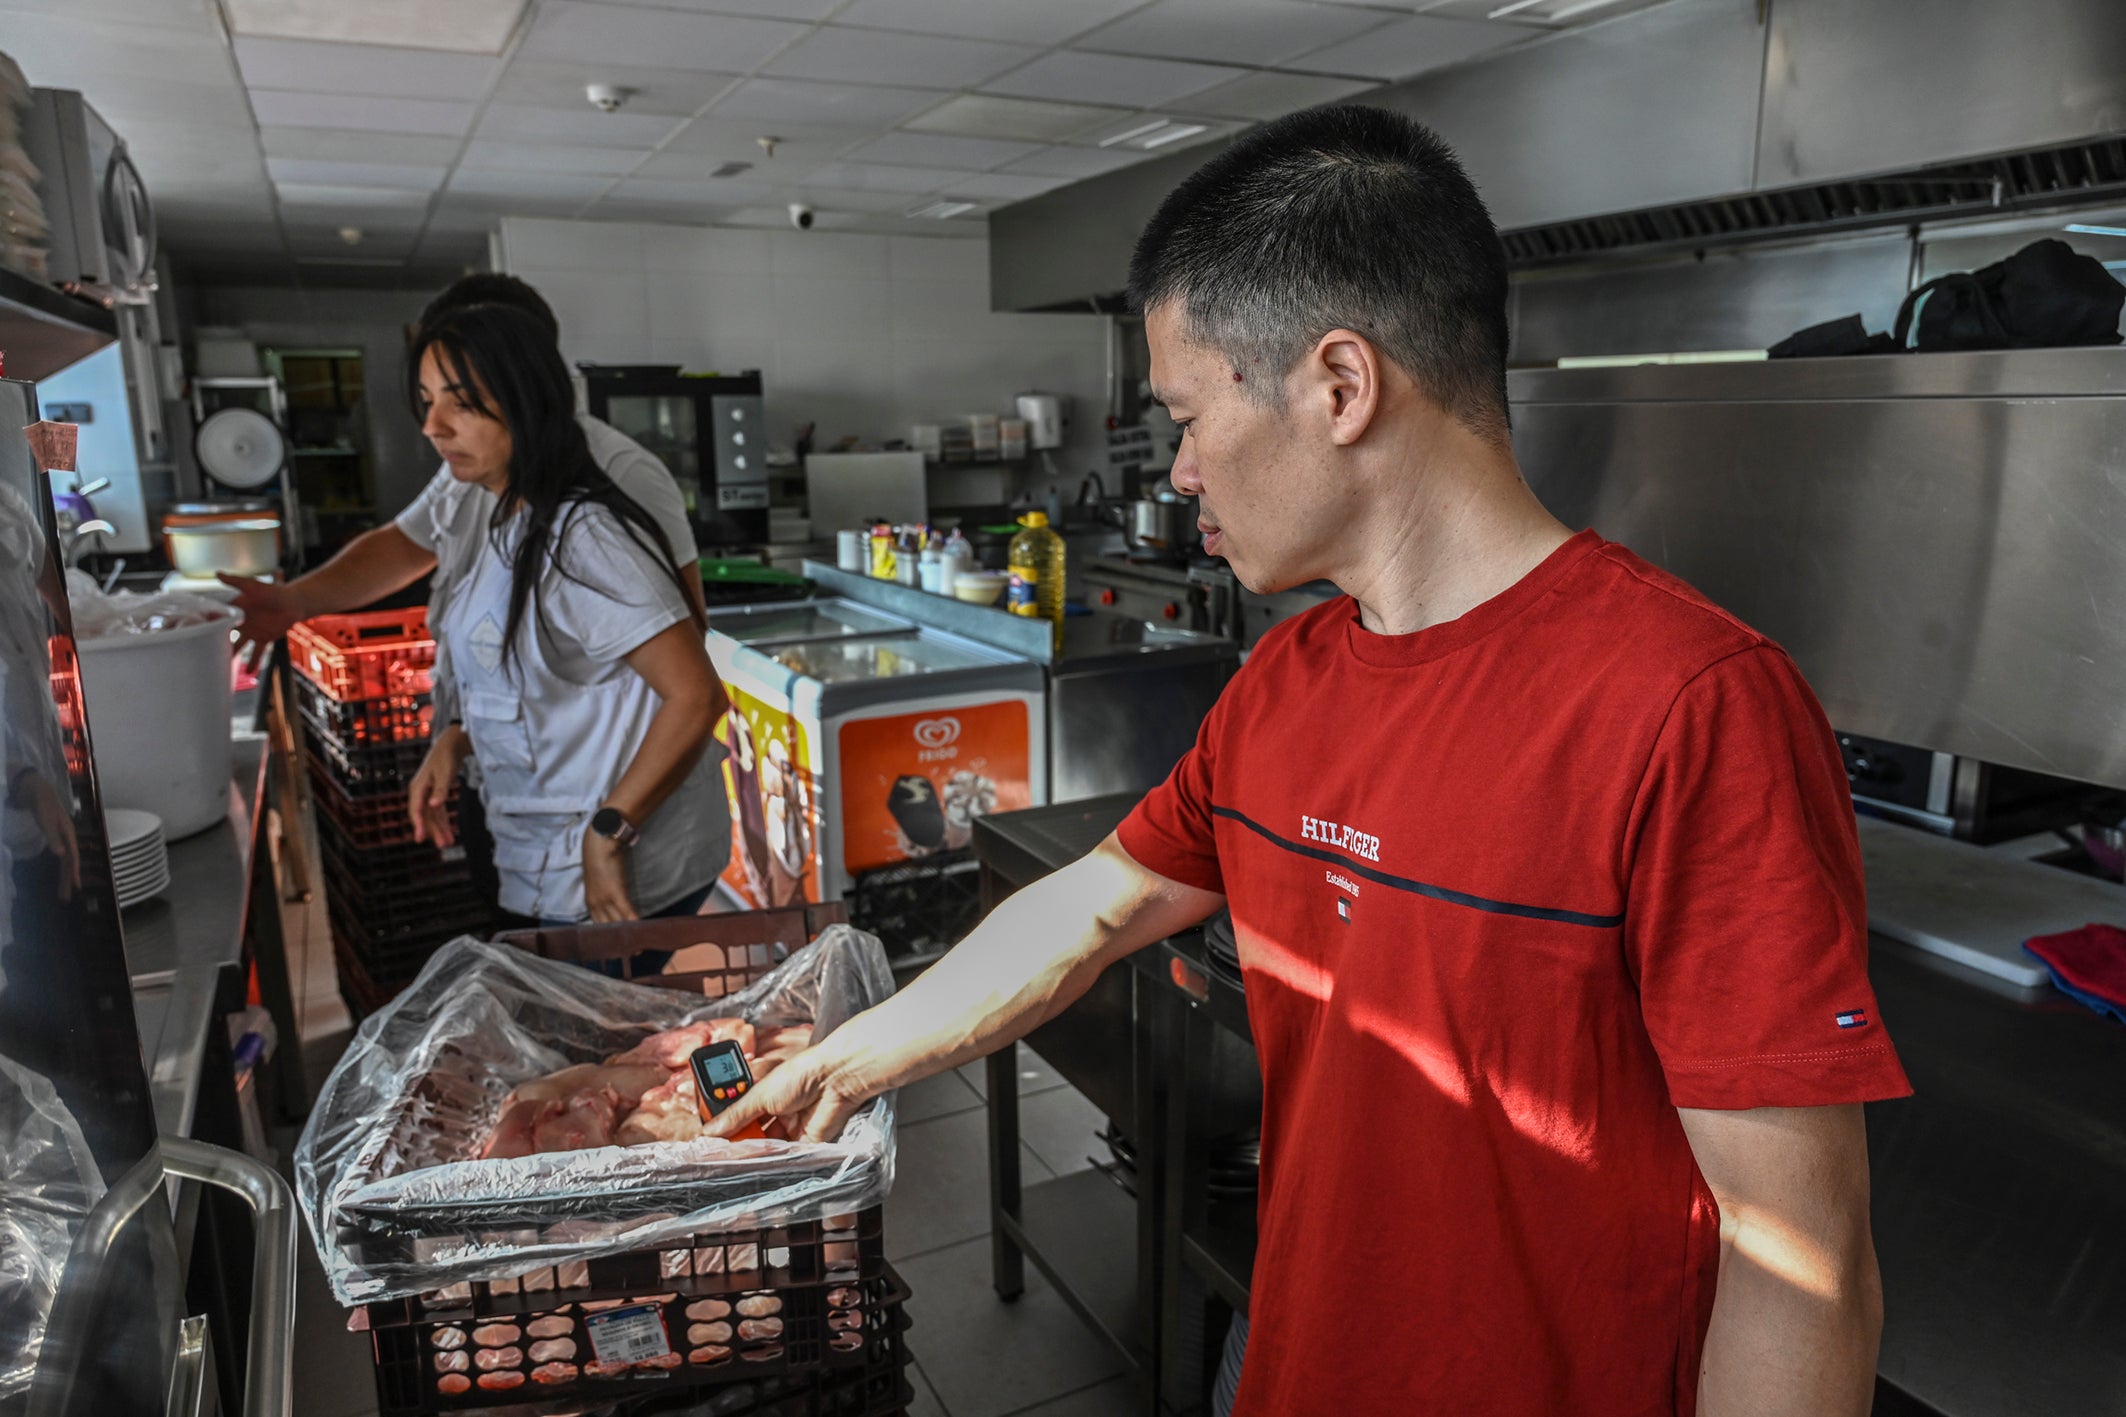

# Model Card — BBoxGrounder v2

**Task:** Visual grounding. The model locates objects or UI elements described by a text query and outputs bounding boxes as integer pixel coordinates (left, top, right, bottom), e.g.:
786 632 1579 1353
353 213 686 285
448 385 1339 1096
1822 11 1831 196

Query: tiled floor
279 815 1136 1417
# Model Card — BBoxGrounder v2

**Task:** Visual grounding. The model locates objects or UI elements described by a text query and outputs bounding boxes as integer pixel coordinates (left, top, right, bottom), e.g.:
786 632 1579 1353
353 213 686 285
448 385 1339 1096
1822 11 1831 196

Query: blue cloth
542 881 716 979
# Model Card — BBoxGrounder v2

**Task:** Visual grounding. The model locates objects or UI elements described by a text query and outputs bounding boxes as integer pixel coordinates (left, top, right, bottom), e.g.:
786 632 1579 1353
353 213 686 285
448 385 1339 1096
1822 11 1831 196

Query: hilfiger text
1300 815 1381 862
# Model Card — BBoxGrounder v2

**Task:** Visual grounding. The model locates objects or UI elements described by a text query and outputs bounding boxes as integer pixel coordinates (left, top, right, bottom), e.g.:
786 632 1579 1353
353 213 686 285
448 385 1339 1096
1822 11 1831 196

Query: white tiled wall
496 218 1115 499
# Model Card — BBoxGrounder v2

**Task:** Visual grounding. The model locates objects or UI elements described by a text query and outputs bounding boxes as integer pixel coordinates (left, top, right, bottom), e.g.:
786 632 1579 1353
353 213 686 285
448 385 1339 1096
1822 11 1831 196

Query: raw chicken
735 1295 780 1318
608 1018 755 1069
687 1321 732 1345
433 1351 469 1373
684 1299 731 1321
437 1373 471 1395
528 1338 576 1362
614 1072 706 1146
531 1361 578 1385
477 1370 525 1390
526 1316 573 1340
471 1324 521 1347
582 1359 631 1379
474 1346 523 1370
688 1345 731 1365
533 1088 621 1153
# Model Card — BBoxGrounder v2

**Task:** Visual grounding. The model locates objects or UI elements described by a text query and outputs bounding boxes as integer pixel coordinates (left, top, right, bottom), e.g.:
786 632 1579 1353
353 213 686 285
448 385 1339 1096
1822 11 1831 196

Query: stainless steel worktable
125 731 272 1139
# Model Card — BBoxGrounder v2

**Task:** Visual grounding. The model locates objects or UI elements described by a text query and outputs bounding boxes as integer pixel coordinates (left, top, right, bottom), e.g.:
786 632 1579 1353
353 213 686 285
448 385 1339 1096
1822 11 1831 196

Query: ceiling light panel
274 181 435 209
1081 0 1387 68
765 27 1037 90
906 199 980 219
847 132 1041 171
1412 0 1671 23
1177 70 1380 121
902 93 1129 144
1292 14 1524 80
223 0 528 53
708 77 945 129
248 91 477 136
833 0 1145 46
488 60 739 117
474 103 685 148
983 51 1249 109
520 3 807 73
233 36 500 98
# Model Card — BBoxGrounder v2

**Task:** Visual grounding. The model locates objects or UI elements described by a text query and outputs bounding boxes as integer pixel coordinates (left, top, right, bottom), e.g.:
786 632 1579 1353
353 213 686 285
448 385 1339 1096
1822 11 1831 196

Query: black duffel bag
1893 237 2124 351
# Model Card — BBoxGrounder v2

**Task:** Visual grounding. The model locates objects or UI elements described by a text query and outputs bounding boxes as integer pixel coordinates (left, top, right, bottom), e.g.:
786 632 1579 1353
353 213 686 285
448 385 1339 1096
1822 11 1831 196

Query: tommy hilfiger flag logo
1336 897 1353 922
1834 1008 1870 1029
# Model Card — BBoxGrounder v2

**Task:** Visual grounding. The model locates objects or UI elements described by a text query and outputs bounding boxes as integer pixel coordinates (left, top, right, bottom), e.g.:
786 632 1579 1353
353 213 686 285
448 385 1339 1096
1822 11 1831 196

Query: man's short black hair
420 273 561 344
1129 105 1510 441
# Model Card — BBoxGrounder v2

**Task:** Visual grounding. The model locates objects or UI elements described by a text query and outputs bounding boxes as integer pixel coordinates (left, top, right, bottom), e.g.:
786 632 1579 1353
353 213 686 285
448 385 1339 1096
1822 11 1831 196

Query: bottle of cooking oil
1006 511 1065 646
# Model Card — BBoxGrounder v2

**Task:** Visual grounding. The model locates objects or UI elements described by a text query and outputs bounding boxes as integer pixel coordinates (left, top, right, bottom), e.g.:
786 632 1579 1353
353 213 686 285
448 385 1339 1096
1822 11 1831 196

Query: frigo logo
913 717 960 749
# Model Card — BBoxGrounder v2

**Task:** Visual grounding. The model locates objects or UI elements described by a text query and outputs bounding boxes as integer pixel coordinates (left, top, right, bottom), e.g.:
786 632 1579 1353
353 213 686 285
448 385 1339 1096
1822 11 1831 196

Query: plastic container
290 609 436 703
952 571 1006 605
75 609 239 838
1005 511 1065 644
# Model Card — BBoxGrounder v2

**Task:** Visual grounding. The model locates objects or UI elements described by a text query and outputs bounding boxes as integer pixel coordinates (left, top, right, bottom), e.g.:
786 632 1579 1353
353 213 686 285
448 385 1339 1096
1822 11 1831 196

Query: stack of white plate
107 808 171 908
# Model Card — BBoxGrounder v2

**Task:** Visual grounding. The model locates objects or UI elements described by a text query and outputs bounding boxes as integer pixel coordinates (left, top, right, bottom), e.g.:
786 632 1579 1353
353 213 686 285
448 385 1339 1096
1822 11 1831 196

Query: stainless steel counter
127 732 269 1139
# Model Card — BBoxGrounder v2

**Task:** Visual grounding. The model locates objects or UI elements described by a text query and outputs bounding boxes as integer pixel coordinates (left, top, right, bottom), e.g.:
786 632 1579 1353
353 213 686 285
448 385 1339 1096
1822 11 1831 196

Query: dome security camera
586 83 628 113
788 203 816 231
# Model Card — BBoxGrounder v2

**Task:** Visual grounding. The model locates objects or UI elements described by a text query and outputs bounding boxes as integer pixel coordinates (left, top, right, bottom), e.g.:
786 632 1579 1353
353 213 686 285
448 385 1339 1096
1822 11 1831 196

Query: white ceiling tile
234 36 501 98
765 27 1037 90
474 103 685 148
940 171 1072 202
1182 69 1379 120
607 177 776 208
260 127 467 164
0 12 236 85
520 3 808 73
983 51 1249 108
566 0 840 15
248 90 477 136
901 93 1130 143
1291 14 1522 80
798 162 966 195
999 144 1149 179
1081 0 1387 68
768 185 922 214
488 59 739 117
845 132 1040 172
834 0 1143 46
458 139 644 174
448 168 614 200
275 182 436 210
707 77 945 129
266 157 451 187
223 0 528 53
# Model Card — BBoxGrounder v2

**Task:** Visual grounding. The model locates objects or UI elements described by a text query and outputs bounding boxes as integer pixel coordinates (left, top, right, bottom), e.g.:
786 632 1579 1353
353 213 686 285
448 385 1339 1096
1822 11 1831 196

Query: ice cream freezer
706 601 1048 910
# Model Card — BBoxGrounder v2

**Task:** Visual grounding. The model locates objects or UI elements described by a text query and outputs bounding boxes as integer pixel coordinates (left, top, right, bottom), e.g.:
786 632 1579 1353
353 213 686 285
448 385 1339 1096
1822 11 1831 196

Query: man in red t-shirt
715 106 1910 1416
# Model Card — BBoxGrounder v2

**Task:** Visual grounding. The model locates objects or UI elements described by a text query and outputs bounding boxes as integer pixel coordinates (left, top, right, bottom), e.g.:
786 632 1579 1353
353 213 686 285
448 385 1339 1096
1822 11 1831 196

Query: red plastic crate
292 609 436 703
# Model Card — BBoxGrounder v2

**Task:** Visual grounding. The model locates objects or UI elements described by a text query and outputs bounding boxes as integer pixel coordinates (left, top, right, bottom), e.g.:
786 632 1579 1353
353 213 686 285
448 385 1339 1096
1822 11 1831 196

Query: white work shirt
398 415 698 723
437 502 727 922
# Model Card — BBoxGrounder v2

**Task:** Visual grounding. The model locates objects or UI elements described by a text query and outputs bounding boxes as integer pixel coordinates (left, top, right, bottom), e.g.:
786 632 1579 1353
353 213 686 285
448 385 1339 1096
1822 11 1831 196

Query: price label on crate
585 1303 672 1367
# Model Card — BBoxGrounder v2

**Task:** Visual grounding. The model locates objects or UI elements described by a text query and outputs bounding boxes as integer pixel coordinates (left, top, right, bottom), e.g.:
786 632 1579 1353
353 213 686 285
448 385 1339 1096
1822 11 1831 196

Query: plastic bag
296 926 897 1307
61 569 236 638
0 1055 105 1400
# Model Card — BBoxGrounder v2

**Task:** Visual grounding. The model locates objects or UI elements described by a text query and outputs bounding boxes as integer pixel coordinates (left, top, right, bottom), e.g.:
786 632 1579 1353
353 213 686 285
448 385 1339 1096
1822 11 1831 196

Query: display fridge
704 601 1047 913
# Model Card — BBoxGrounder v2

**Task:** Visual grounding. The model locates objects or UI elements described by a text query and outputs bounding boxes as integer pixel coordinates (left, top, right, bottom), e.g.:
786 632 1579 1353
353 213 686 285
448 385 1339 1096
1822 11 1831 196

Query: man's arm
221 522 436 651
1679 1103 1883 1417
708 835 1223 1140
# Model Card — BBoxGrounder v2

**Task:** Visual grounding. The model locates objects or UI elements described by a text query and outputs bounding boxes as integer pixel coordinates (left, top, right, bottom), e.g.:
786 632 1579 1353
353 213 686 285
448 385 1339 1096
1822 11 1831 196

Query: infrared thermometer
689 1040 770 1141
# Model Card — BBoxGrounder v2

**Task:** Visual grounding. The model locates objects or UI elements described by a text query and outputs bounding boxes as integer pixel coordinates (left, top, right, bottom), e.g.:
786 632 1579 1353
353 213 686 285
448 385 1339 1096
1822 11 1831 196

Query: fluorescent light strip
2066 223 2126 238
1099 120 1172 149
1140 124 1208 150
907 200 978 220
1487 0 1550 17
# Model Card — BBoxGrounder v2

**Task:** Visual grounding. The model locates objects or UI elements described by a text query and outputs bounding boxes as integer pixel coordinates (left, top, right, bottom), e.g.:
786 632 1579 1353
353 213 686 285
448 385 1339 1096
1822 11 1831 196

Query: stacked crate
291 609 491 1014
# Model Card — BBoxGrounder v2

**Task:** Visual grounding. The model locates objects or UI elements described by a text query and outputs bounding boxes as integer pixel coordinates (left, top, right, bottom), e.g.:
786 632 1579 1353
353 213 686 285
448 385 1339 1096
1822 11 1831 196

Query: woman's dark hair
406 303 703 670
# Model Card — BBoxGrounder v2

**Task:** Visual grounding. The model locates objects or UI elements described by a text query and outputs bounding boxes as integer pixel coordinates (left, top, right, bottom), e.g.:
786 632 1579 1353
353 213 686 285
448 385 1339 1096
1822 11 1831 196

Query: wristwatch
589 806 640 848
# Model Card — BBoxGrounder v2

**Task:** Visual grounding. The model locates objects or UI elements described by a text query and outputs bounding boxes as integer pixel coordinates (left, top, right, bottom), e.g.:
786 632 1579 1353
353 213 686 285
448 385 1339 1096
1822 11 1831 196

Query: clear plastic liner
296 927 897 1307
62 569 236 638
0 1055 105 1400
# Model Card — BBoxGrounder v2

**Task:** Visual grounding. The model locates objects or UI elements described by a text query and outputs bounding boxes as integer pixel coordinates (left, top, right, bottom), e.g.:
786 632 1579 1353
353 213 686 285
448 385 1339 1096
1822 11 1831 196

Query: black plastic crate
323 860 490 947
846 852 981 961
305 720 437 796
315 809 469 882
328 888 491 963
310 760 451 849
368 1253 905 1416
295 671 435 749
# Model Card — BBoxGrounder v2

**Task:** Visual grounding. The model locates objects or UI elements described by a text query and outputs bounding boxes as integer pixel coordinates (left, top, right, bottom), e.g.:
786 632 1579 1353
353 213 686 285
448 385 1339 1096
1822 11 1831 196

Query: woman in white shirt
403 303 730 958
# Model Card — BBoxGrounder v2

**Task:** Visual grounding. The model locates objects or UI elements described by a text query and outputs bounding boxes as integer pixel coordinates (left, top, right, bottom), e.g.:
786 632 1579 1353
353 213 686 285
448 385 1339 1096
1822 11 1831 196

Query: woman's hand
407 724 470 846
582 832 638 922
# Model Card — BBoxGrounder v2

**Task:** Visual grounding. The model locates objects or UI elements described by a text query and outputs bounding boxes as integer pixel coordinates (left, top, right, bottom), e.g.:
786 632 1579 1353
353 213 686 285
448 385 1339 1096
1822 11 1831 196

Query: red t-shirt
1119 531 1911 1417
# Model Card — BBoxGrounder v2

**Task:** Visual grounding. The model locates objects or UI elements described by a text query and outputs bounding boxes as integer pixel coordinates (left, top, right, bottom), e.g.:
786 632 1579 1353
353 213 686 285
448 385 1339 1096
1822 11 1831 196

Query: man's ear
1308 329 1382 447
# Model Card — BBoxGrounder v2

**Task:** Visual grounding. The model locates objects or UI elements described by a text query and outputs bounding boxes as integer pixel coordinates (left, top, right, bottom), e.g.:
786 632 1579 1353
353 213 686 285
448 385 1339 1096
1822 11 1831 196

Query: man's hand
1680 1103 1883 1417
707 834 1222 1143
406 725 469 846
583 832 638 922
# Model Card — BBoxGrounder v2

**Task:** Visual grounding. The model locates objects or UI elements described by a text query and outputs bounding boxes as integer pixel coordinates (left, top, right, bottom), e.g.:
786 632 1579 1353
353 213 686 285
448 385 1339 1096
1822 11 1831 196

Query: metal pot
164 518 281 577
1127 486 1199 554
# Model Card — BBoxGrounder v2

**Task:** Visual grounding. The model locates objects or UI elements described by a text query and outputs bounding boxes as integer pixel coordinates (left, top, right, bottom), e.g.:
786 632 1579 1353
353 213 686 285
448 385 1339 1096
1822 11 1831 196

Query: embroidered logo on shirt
1834 1008 1870 1030
1299 814 1382 862
1336 896 1353 923
469 612 505 672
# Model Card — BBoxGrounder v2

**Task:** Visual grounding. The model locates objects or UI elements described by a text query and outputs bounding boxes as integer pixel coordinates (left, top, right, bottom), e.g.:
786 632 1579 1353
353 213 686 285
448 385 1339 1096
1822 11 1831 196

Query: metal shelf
0 265 118 382
996 1165 1144 1368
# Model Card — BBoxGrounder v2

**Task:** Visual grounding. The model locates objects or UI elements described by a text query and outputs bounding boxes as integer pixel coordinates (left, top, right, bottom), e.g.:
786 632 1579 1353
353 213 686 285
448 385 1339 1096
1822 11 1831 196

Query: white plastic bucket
75 611 239 838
